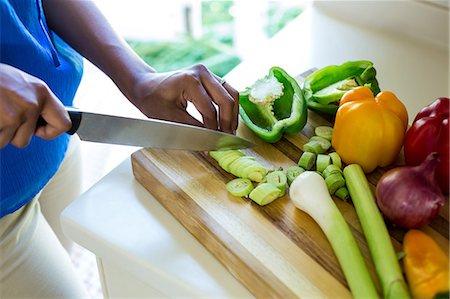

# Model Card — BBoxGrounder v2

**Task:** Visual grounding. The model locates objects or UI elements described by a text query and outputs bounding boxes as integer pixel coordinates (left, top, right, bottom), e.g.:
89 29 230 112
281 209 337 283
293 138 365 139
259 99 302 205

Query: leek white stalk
289 171 378 299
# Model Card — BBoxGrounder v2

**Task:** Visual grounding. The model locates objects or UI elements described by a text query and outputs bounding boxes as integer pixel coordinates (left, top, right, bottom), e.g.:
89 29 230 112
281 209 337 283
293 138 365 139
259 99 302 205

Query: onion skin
375 152 445 229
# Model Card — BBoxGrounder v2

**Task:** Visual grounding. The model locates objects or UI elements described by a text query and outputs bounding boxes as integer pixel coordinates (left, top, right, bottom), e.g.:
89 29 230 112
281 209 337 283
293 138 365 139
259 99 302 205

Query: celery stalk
290 172 378 299
343 164 410 299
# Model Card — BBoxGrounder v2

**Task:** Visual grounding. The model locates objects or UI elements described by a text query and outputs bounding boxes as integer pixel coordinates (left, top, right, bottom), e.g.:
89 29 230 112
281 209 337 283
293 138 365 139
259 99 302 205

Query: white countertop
62 3 448 297
62 156 254 298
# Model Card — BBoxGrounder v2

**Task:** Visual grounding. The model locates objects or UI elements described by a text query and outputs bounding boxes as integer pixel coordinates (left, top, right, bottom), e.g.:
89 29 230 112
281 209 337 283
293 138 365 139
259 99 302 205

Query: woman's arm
43 0 151 98
42 0 238 133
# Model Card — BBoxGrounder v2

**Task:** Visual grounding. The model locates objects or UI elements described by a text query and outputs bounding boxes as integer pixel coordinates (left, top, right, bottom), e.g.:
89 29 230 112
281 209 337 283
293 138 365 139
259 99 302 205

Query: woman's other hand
129 64 239 134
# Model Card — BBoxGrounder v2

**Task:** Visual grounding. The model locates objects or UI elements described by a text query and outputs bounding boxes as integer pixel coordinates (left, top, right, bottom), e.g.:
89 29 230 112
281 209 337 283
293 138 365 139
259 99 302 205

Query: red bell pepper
404 97 449 194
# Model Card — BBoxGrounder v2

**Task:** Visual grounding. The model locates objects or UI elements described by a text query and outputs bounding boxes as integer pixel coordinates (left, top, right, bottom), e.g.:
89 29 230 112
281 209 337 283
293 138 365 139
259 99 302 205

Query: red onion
375 152 445 229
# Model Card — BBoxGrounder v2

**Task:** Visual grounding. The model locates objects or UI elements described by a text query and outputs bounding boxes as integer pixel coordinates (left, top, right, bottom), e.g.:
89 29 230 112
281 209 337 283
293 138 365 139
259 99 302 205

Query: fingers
0 111 23 149
180 67 219 130
205 71 239 134
220 81 240 132
184 81 218 130
9 117 37 148
1 93 70 148
0 106 40 148
0 66 71 149
0 99 40 148
34 98 72 140
187 65 239 134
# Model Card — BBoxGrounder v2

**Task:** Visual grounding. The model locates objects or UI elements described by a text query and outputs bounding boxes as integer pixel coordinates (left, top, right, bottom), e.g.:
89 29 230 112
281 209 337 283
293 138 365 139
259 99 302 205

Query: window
95 0 304 76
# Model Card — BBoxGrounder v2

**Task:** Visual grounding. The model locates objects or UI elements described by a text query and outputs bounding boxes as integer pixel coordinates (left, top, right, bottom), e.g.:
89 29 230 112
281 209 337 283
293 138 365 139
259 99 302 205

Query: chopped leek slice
249 183 281 206
226 178 254 197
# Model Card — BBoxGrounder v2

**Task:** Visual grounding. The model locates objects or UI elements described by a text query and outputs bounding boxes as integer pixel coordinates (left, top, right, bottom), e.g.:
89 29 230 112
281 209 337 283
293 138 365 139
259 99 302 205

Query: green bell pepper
239 66 307 143
302 60 381 115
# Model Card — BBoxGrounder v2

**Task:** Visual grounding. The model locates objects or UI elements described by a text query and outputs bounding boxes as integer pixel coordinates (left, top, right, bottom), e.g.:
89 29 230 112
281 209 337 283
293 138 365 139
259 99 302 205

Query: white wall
227 1 449 122
92 0 191 40
309 0 449 121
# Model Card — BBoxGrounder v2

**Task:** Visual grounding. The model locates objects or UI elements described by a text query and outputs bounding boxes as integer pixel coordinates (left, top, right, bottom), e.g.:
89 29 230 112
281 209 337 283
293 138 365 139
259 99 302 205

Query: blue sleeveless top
0 0 83 217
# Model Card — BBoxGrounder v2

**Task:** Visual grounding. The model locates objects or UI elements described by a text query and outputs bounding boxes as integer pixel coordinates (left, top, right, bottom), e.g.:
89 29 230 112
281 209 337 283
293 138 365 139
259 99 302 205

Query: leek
264 170 287 196
343 164 410 299
298 152 315 170
290 171 378 299
249 183 280 206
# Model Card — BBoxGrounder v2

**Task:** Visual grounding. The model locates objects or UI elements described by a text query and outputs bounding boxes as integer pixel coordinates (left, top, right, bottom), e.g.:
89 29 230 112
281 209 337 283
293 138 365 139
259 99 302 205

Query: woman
0 0 239 297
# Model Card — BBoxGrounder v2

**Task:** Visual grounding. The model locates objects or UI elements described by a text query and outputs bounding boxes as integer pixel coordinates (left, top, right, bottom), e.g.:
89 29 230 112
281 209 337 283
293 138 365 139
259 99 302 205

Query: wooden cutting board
131 109 449 299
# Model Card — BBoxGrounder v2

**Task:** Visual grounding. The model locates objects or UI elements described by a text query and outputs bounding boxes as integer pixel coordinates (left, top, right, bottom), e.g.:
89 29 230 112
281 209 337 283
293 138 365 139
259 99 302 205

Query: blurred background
93 0 304 77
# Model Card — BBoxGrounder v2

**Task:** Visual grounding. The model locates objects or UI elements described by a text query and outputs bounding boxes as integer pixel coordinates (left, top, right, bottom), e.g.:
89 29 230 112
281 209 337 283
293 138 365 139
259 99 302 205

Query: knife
37 107 255 151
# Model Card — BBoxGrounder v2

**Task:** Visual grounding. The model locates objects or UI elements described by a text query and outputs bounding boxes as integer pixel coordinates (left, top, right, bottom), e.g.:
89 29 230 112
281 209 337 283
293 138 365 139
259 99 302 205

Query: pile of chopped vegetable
209 150 286 206
295 126 349 200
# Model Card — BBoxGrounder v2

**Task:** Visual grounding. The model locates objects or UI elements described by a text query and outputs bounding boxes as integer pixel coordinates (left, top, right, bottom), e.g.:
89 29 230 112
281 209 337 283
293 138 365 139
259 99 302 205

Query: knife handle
36 107 82 135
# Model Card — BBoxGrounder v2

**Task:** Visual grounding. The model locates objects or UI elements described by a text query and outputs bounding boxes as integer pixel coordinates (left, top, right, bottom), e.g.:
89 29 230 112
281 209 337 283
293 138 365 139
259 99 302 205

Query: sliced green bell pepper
239 66 307 143
302 60 381 115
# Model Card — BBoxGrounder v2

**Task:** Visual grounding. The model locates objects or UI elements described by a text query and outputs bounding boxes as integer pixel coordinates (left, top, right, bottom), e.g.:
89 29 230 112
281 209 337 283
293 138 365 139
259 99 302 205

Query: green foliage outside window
128 38 240 77
266 2 303 38
128 1 303 77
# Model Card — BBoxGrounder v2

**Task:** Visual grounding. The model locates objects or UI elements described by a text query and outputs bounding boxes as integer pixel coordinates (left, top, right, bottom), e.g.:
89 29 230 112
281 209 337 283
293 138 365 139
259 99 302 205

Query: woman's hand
129 64 239 134
0 64 71 149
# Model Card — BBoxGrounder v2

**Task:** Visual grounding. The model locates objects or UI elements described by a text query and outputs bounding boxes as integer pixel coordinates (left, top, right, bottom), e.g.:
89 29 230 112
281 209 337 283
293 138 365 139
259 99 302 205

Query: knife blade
38 107 256 151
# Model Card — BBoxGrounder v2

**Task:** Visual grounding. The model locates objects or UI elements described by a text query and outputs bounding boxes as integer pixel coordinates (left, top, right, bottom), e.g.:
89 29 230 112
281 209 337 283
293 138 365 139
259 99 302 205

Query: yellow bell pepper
331 86 408 173
403 229 449 299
